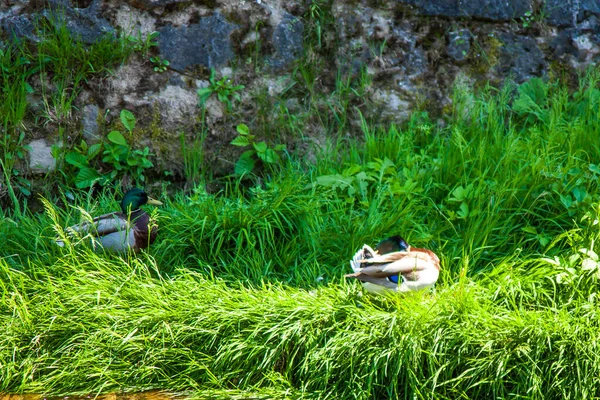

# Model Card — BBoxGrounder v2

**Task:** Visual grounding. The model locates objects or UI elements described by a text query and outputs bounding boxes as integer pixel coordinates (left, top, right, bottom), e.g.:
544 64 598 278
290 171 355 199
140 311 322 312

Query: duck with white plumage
345 235 440 294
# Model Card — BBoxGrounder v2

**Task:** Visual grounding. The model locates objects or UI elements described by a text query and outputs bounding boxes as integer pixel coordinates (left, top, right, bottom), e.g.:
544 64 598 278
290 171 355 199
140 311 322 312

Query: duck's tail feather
350 244 377 273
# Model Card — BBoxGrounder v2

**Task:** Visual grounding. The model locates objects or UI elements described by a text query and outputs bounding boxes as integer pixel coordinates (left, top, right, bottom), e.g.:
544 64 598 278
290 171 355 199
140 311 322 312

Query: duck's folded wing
67 212 128 237
352 251 434 276
56 212 129 247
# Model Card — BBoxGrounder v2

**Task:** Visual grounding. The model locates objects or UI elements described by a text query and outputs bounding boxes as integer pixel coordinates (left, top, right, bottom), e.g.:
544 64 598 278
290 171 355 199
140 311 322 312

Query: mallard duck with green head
55 188 162 252
346 235 440 294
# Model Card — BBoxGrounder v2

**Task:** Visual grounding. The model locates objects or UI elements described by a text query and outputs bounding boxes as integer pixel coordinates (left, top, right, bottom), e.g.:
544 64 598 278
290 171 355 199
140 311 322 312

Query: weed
0 10 138 210
304 0 336 53
126 30 159 57
520 10 534 29
150 56 169 72
64 110 153 188
230 123 286 176
197 68 245 111
180 107 207 186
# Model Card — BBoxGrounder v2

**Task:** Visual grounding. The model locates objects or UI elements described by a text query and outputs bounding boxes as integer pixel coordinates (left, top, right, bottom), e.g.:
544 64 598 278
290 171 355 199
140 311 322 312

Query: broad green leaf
236 124 250 136
538 235 551 247
559 194 573 209
18 186 32 196
253 141 268 153
259 148 279 164
231 135 250 147
107 131 128 146
457 202 469 218
315 174 354 190
235 151 256 175
75 167 102 188
572 186 587 203
65 152 89 168
87 143 102 159
104 144 128 161
344 164 362 176
120 110 136 133
126 156 139 166
355 171 371 196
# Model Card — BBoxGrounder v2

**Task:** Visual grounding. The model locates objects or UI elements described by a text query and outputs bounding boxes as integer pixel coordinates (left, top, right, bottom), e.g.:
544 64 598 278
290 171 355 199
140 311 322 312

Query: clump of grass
1 242 600 398
2 73 600 397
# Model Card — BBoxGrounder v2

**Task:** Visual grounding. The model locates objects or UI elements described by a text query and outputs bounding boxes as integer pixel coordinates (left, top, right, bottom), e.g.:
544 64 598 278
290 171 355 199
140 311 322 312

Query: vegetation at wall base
2 71 600 398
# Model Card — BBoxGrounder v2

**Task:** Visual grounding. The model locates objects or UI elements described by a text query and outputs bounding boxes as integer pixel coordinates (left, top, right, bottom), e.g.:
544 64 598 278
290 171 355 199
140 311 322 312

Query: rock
28 139 56 174
550 29 579 58
114 5 156 36
204 96 224 121
545 0 577 27
1 14 38 41
82 104 100 141
404 45 428 78
496 33 546 83
2 1 113 44
581 0 600 16
371 89 411 122
128 0 189 10
367 11 392 41
269 12 304 70
151 84 198 128
400 0 532 21
447 29 471 62
105 60 144 110
578 15 600 31
158 13 238 71
573 33 600 62
43 0 115 44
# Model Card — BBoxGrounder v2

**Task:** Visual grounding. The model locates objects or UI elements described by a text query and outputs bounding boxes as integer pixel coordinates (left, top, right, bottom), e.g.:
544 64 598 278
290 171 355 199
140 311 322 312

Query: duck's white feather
55 212 132 251
348 244 439 294
95 228 137 252
350 244 377 273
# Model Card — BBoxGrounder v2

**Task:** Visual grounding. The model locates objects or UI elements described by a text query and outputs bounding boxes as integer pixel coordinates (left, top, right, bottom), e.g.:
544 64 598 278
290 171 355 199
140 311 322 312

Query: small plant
313 157 423 205
197 68 245 110
520 10 534 29
443 183 483 220
64 110 153 188
150 56 169 73
127 31 159 57
230 123 285 176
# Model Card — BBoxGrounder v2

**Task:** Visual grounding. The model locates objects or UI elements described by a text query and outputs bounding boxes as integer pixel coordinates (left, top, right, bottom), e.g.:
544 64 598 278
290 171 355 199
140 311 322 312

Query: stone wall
1 0 599 179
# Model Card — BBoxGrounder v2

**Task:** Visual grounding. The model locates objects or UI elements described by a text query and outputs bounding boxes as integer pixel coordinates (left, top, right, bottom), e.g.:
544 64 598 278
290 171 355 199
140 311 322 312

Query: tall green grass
2 73 600 398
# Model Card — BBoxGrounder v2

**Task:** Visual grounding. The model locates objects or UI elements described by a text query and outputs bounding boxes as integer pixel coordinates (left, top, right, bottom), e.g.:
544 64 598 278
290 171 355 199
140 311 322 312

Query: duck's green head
376 235 410 254
121 188 163 213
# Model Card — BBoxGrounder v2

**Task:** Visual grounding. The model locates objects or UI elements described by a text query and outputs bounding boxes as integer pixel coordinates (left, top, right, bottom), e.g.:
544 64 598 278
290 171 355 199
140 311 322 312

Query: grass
2 71 600 398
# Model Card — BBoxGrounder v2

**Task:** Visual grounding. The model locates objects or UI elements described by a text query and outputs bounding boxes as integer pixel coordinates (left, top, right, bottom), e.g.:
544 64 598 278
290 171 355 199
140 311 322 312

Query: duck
55 188 163 252
345 235 440 294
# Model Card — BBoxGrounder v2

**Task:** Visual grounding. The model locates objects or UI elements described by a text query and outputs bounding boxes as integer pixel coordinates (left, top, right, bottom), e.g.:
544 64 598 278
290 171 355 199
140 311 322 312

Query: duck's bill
147 197 163 206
